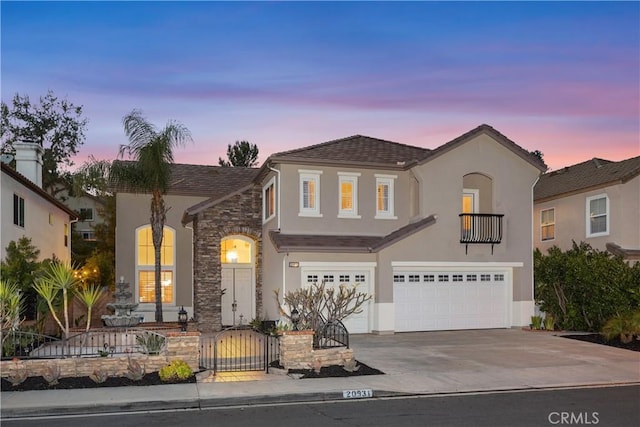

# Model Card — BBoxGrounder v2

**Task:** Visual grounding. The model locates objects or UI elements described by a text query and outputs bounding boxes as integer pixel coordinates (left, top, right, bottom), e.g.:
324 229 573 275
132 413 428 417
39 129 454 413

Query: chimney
14 141 43 187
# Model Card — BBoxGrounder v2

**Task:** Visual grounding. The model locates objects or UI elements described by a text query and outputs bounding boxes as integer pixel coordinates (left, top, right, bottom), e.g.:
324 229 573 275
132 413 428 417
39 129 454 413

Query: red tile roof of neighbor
534 155 640 201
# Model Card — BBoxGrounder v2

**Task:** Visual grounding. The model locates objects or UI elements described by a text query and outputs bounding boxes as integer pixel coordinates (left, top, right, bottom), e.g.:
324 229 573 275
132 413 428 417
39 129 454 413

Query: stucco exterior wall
115 193 207 320
276 163 413 236
1 172 71 263
534 175 640 254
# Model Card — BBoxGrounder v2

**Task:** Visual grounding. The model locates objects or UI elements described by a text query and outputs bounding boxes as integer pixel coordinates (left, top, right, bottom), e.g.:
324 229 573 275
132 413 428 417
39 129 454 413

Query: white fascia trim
299 261 377 268
392 261 524 269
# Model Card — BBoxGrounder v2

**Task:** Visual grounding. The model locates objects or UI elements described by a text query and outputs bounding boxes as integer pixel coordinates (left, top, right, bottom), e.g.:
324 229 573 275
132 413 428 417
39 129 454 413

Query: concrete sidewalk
2 329 639 419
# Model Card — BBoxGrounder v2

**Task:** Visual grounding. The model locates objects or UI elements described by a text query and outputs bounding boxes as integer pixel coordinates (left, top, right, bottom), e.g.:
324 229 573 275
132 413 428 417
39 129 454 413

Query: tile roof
534 156 640 201
115 162 259 198
269 215 437 253
268 135 431 168
1 163 78 218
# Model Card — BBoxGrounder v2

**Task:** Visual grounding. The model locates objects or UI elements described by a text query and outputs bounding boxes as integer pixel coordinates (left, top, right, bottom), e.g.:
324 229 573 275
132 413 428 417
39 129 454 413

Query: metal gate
199 325 279 373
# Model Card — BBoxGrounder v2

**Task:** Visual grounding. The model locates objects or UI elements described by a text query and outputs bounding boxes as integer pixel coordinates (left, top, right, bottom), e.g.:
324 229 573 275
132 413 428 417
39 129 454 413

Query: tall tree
218 140 259 167
109 110 192 322
1 91 88 195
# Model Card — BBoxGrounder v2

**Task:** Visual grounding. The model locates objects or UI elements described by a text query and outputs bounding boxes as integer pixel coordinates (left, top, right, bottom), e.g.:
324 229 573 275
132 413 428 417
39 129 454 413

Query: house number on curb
343 389 373 399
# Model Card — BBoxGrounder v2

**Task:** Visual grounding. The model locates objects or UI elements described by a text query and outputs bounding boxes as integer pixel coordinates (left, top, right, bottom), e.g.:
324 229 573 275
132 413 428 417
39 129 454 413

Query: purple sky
2 1 638 171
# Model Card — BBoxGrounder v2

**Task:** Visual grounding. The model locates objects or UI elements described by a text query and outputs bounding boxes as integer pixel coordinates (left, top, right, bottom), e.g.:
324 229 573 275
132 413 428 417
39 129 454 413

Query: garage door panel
394 270 509 332
304 270 371 334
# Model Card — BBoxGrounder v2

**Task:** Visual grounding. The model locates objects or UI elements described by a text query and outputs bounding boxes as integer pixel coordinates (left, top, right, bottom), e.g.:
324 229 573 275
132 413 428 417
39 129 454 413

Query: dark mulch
562 334 640 352
272 360 384 379
1 372 196 392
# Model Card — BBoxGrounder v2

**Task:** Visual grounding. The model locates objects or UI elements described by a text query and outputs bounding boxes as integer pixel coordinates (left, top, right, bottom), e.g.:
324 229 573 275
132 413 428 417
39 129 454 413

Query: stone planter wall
0 332 200 380
278 330 354 370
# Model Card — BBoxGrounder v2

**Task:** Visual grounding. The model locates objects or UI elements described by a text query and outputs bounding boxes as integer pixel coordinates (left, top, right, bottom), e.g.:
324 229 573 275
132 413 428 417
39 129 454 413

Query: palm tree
110 110 192 322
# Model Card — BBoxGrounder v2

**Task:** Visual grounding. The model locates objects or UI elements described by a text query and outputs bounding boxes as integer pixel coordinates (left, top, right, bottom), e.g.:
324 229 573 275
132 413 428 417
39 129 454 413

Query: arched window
136 225 175 304
220 236 253 264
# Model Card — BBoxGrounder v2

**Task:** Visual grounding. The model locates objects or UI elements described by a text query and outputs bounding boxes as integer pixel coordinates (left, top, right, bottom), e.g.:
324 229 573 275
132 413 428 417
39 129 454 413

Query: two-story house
1 141 77 263
179 124 545 333
534 156 640 262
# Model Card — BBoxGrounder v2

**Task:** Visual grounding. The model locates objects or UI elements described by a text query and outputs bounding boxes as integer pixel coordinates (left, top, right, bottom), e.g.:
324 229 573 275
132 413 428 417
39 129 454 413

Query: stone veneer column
192 185 263 333
279 330 314 370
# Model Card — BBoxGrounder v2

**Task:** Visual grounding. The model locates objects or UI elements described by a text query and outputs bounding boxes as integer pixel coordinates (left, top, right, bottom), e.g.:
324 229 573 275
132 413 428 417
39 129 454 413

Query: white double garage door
393 265 512 332
302 263 512 333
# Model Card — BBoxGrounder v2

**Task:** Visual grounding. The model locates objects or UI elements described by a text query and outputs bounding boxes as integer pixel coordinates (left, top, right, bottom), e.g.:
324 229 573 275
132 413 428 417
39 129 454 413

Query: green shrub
159 359 193 382
534 242 640 332
544 314 555 331
136 332 165 355
530 315 543 330
601 311 640 343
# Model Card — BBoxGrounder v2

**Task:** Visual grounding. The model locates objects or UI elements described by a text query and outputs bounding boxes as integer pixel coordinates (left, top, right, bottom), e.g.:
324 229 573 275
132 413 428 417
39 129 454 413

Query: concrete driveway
348 329 640 394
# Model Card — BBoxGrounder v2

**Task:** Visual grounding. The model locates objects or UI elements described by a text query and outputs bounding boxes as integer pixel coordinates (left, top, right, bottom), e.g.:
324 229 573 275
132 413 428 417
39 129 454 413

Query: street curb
0 398 201 419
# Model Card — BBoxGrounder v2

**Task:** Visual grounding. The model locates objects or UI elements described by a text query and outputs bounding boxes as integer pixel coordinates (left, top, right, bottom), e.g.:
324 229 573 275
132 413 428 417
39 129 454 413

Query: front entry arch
221 236 255 326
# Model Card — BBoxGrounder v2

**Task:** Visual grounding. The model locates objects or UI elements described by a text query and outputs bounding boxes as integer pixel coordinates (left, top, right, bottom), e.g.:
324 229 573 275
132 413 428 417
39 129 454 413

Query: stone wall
278 330 354 370
0 332 200 380
192 185 263 333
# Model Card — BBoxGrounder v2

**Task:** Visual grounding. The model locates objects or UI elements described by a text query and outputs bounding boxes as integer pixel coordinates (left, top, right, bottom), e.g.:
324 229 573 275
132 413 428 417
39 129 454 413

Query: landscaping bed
272 360 384 379
562 334 640 352
1 371 196 392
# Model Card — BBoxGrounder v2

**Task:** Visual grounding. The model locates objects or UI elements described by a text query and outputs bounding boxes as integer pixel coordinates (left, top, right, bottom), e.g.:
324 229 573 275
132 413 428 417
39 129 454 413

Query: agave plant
0 280 23 340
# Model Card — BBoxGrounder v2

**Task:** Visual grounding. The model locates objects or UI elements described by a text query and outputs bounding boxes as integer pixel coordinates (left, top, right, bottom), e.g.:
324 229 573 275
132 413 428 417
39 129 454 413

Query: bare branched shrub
274 281 372 333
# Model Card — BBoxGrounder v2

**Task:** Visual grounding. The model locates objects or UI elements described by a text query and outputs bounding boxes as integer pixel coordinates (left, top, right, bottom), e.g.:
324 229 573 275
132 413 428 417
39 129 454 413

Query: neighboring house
534 156 640 262
55 188 106 242
1 142 77 262
175 124 546 333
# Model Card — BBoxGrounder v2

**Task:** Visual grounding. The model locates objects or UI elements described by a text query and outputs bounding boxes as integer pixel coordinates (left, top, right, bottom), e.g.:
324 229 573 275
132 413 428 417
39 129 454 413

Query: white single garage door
393 270 510 332
302 270 371 334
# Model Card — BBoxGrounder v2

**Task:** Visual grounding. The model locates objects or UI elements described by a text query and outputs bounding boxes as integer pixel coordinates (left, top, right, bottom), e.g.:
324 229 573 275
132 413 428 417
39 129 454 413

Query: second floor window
540 208 555 241
263 177 276 223
79 208 94 221
338 172 360 218
13 194 25 227
299 170 322 217
375 174 397 219
586 194 609 237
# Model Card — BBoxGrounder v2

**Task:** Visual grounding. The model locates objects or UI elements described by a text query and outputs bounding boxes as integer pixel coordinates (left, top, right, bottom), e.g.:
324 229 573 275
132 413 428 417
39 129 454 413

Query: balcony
459 213 504 254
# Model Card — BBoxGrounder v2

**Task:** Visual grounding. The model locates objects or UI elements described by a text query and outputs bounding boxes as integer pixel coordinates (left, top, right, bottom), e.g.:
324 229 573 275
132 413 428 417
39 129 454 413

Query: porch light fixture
178 306 188 332
288 261 300 268
291 308 300 331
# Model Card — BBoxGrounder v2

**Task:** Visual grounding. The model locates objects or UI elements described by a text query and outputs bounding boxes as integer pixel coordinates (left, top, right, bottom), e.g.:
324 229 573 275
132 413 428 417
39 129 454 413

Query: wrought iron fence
200 325 279 373
1 329 167 360
459 213 504 254
314 320 349 349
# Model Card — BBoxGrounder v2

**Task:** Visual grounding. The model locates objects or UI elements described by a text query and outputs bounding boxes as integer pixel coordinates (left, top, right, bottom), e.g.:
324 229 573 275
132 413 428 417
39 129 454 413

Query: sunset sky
2 1 638 172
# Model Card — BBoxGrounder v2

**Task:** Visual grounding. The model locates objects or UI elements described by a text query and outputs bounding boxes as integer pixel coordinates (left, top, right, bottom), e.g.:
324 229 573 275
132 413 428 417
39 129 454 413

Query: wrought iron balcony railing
459 213 504 254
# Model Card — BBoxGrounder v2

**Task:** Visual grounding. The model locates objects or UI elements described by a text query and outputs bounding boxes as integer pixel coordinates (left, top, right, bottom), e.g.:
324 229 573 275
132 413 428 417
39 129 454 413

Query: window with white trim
299 170 322 217
586 194 609 237
263 177 276 223
375 174 397 219
540 208 555 241
136 225 175 304
338 172 360 218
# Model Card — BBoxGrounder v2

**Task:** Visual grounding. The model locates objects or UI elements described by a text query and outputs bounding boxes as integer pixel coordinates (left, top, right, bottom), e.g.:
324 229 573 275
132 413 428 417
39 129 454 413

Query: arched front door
220 236 255 326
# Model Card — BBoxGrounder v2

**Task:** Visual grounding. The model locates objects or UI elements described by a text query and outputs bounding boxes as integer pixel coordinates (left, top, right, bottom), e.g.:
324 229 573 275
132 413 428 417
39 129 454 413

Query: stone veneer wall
278 330 355 370
192 185 263 333
0 332 200 380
